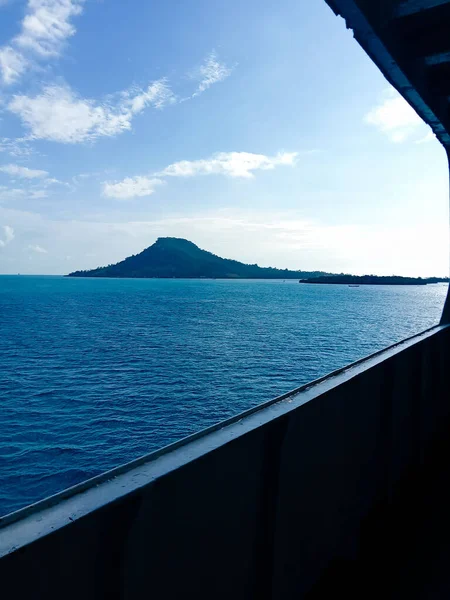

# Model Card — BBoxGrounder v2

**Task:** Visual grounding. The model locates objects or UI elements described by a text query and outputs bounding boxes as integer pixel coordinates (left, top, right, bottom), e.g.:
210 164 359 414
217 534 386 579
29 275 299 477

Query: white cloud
415 131 435 144
0 47 28 86
158 151 298 179
8 80 175 143
0 163 48 178
0 184 49 200
364 89 430 143
123 79 176 112
0 224 14 246
0 137 34 158
104 151 297 199
103 176 165 199
193 51 232 96
30 189 47 198
0 0 84 85
16 0 84 57
28 243 47 253
0 186 26 200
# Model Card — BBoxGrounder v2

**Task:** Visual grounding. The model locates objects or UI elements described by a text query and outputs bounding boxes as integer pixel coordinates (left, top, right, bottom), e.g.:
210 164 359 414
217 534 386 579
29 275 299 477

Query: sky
0 0 448 276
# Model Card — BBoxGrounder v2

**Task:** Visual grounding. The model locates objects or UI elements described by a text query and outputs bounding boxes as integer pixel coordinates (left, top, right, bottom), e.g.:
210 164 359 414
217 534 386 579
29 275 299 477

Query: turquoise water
0 275 447 516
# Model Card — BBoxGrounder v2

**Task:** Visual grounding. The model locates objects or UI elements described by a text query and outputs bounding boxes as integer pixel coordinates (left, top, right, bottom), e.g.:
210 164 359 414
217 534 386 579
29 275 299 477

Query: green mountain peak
67 238 328 279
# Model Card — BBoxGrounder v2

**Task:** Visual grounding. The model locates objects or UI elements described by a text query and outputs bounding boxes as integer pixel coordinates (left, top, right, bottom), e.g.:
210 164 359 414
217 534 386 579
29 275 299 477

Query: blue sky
0 0 448 275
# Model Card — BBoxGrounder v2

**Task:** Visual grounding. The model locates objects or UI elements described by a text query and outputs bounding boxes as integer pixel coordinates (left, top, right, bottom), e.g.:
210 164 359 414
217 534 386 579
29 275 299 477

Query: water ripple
0 276 447 516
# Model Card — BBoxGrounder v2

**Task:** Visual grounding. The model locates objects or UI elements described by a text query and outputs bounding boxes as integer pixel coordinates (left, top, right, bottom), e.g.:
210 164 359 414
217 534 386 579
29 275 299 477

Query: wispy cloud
102 151 297 198
364 89 431 143
0 224 14 246
28 243 47 253
0 47 28 86
0 163 63 194
8 80 175 143
103 176 165 199
30 189 47 198
0 136 34 158
123 79 175 112
158 151 298 179
3 48 231 148
0 183 50 200
193 51 232 97
415 131 435 144
0 0 84 85
0 186 26 200
15 0 84 57
0 163 48 178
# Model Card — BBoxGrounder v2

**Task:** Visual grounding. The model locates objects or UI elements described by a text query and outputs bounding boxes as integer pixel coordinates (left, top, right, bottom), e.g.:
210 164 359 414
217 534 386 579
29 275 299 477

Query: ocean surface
0 276 447 517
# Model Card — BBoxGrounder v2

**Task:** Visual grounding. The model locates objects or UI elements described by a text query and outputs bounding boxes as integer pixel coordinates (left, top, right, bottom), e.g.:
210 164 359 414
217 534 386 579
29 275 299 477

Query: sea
0 275 447 517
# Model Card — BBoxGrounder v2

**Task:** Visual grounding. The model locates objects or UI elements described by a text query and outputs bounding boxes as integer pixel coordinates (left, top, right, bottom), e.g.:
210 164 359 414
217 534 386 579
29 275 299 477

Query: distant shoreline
65 275 305 280
2 274 448 284
65 238 449 283
300 275 449 286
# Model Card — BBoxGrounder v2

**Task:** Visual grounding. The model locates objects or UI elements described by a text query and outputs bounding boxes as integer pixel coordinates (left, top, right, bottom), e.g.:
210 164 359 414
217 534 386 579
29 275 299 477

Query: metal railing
1 324 449 598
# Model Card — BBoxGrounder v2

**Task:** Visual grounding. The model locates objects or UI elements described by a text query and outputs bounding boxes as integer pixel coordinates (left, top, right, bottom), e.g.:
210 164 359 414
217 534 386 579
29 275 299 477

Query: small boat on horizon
348 284 360 288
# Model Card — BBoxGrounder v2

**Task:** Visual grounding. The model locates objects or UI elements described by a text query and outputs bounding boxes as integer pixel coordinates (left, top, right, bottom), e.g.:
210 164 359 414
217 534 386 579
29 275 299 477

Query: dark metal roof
325 0 450 148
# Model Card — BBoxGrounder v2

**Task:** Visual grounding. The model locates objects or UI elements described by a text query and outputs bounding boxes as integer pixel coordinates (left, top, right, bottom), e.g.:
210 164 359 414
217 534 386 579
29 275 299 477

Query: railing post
440 146 450 324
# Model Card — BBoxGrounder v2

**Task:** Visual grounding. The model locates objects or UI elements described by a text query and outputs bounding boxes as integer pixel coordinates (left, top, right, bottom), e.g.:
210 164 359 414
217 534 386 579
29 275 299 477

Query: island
67 237 329 279
300 275 449 286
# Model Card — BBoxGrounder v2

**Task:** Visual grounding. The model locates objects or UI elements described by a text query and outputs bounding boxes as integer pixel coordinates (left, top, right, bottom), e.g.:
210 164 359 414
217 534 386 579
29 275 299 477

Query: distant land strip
300 275 449 286
67 237 448 285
